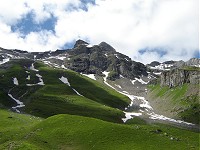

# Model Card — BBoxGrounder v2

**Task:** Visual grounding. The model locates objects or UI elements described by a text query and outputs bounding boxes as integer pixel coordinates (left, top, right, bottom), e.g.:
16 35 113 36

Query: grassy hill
0 109 199 150
147 84 200 124
0 59 130 123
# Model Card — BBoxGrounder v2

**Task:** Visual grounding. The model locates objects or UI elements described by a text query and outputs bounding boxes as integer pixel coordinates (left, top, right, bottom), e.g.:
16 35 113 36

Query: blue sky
0 0 198 64
11 13 57 36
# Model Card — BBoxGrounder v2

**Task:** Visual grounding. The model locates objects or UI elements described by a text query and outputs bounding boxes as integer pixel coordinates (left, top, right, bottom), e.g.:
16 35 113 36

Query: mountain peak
74 39 89 48
99 42 116 52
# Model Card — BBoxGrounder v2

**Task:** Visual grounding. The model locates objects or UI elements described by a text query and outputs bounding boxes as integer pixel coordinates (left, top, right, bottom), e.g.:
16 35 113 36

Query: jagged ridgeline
0 40 200 150
64 40 147 80
0 40 199 125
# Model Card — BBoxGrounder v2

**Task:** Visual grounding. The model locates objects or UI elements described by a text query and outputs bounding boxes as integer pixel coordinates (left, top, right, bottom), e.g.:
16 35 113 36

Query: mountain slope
147 65 200 124
0 109 199 150
0 59 130 123
0 40 199 125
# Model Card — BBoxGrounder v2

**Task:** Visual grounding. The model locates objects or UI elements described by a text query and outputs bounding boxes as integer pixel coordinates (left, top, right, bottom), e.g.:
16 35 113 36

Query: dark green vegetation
0 109 199 150
0 59 130 123
0 59 199 150
148 84 200 124
181 66 200 71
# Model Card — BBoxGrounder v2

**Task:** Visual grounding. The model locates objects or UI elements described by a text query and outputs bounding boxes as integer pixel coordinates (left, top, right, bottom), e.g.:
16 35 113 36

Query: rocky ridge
160 68 200 87
0 40 147 81
0 40 199 89
0 40 200 127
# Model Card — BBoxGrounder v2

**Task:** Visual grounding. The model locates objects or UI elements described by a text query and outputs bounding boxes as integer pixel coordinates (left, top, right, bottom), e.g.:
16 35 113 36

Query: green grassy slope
0 60 130 123
148 84 200 124
0 109 199 150
0 109 42 149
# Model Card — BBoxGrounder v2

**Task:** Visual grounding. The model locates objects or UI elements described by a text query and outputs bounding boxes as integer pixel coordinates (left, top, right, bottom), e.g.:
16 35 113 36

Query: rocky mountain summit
0 39 199 89
65 40 147 80
0 40 200 128
0 40 147 80
0 40 199 83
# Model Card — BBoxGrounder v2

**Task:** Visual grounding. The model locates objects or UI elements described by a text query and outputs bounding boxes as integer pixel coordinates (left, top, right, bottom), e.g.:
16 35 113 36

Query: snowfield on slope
59 76 83 96
13 77 19 85
30 63 39 72
26 74 45 86
81 73 96 80
8 93 25 113
0 58 10 65
102 71 195 126
131 78 149 85
59 76 70 86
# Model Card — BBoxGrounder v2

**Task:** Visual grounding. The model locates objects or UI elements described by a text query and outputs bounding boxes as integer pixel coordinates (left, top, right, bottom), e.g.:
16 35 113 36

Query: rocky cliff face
160 68 200 87
0 40 148 80
64 40 147 80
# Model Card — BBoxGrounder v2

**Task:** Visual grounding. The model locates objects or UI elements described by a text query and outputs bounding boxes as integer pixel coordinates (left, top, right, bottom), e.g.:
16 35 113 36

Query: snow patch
59 76 70 86
36 74 45 85
81 73 96 80
120 75 125 78
57 56 66 60
150 63 173 70
48 56 66 60
61 65 68 69
59 76 83 96
122 112 142 122
86 44 93 48
103 71 117 90
43 61 61 68
7 54 14 58
72 88 83 96
132 78 149 85
8 94 25 113
131 79 136 85
102 71 109 78
114 54 119 59
148 112 194 125
135 78 149 84
0 58 10 65
13 77 19 85
26 74 44 86
139 98 153 110
36 74 42 78
38 78 45 85
115 84 122 89
26 75 30 80
125 58 129 61
193 64 200 67
30 63 39 72
153 72 162 75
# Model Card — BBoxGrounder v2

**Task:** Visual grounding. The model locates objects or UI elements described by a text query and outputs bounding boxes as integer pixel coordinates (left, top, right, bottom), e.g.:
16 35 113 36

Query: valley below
102 74 199 131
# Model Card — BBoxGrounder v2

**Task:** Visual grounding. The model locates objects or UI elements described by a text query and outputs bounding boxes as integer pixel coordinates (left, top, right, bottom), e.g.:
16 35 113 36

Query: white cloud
0 0 29 25
0 0 198 63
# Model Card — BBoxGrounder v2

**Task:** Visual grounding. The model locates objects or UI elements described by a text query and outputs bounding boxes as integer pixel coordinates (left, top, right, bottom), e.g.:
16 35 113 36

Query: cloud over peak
0 0 198 64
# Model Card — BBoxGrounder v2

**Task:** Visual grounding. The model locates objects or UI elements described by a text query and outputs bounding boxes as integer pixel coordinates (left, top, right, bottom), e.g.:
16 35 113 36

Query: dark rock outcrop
148 61 160 67
186 58 200 67
64 40 147 79
73 39 89 48
99 42 116 52
160 69 200 87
